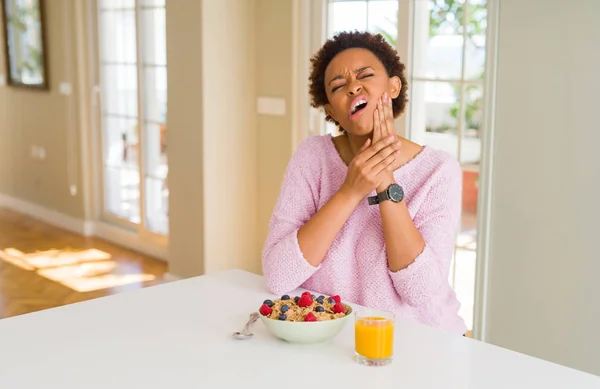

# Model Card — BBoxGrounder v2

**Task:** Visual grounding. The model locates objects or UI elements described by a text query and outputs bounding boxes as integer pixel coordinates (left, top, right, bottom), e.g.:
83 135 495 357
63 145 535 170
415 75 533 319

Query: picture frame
1 0 48 90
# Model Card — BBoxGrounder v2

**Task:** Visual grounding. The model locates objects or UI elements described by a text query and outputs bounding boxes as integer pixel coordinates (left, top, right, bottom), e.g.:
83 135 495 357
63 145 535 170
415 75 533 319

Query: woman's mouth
349 96 369 120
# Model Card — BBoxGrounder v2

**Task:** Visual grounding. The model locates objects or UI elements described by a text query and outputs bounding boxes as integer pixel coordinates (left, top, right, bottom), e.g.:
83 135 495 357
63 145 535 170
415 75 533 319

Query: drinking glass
354 308 395 366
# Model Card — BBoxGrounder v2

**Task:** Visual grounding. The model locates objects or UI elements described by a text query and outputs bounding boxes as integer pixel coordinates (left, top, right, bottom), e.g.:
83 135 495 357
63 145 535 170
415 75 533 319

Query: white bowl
259 304 353 344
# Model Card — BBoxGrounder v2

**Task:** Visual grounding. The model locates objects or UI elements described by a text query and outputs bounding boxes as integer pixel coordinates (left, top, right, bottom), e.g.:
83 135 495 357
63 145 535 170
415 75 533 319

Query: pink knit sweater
262 134 467 335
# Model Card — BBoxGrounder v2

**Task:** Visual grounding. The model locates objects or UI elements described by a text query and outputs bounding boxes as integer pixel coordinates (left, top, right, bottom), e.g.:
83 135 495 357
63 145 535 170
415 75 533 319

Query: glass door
96 0 168 236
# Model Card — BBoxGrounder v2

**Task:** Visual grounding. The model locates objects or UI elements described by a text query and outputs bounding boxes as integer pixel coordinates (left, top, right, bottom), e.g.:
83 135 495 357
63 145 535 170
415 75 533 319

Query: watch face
388 184 404 202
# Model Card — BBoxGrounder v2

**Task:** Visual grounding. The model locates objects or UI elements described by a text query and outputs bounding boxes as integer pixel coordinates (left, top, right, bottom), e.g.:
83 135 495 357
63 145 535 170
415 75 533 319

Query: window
409 0 486 167
97 0 168 236
326 0 489 331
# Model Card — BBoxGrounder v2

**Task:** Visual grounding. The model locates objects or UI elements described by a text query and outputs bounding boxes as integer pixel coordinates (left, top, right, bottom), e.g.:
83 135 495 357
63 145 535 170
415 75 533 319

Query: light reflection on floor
0 248 156 292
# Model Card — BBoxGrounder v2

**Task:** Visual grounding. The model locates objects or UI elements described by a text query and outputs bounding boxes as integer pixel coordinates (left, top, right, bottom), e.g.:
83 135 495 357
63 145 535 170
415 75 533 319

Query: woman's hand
373 92 402 192
372 92 399 144
339 135 401 201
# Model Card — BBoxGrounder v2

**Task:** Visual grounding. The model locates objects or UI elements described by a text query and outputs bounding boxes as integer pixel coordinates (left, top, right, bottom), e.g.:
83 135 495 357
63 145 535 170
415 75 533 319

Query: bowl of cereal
257 292 352 344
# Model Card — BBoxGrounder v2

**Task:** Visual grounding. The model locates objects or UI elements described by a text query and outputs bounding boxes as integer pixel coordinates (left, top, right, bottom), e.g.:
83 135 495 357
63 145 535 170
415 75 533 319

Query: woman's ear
388 76 402 99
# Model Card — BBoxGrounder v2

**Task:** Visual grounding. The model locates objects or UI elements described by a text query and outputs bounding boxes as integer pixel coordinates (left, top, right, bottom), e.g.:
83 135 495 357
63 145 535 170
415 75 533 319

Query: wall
201 0 258 274
256 0 295 269
165 1 206 277
0 1 86 220
166 0 260 277
168 0 295 277
485 0 600 376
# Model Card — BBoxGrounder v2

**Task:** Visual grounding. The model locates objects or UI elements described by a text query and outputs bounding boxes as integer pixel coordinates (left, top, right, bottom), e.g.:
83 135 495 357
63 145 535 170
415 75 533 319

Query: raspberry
333 302 345 314
331 295 341 303
301 291 312 299
259 304 272 316
298 295 313 307
304 312 317 322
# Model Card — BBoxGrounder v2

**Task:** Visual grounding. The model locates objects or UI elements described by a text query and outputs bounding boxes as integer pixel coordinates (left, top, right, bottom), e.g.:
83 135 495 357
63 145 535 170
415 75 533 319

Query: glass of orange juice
354 308 395 366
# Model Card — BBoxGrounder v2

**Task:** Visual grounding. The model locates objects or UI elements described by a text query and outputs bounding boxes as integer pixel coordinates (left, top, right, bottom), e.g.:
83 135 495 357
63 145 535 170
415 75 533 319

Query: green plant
377 26 396 48
429 0 487 48
375 0 487 46
449 81 483 131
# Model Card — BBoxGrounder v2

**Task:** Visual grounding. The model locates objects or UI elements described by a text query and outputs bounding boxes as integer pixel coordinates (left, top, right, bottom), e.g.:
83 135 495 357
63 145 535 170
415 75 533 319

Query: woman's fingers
384 93 394 124
374 94 395 143
373 150 398 175
378 98 388 137
385 154 402 172
358 135 395 162
373 107 382 142
365 140 400 169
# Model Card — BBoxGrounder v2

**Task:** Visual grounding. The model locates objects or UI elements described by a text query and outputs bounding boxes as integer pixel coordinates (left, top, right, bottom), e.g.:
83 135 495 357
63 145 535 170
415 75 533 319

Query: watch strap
378 190 390 203
367 189 390 205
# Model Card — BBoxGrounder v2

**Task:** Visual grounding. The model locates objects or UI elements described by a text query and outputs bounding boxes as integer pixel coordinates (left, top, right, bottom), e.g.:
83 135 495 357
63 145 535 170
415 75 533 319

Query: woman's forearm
380 199 425 272
297 187 361 267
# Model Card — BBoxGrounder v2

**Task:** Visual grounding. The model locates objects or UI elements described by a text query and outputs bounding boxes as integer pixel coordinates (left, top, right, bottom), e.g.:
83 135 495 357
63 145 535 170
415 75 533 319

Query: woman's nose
348 82 362 96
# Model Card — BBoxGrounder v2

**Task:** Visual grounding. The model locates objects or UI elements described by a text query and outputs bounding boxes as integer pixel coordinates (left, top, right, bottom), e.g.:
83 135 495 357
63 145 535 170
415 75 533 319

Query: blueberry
327 297 335 304
318 295 325 300
281 294 290 300
316 297 324 304
311 294 316 299
315 306 325 312
294 296 300 304
278 313 287 320
263 299 273 307
281 304 289 313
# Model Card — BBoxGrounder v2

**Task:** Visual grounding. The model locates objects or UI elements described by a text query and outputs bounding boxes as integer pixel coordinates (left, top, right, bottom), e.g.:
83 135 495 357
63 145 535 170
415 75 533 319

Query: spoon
232 312 260 340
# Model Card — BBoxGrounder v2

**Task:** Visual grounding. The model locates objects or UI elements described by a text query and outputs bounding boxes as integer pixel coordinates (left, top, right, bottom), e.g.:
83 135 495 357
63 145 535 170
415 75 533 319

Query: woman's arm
297 188 361 267
262 135 400 295
261 139 322 295
298 135 400 266
383 160 462 306
378 197 426 273
372 93 461 306
262 184 358 295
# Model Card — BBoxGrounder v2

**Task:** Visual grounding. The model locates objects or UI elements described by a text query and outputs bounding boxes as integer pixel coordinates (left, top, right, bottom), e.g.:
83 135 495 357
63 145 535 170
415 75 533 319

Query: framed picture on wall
1 0 48 90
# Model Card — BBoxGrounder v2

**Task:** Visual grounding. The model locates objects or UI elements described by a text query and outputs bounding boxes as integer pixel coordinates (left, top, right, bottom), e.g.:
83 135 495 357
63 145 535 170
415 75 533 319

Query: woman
262 31 467 335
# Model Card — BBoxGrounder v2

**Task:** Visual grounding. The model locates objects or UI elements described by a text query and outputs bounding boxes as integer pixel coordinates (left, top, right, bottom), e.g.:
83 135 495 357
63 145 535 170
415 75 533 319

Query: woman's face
324 48 401 136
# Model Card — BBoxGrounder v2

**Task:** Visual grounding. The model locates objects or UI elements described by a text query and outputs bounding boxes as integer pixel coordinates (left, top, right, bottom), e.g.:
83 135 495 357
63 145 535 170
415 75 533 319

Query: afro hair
308 30 409 128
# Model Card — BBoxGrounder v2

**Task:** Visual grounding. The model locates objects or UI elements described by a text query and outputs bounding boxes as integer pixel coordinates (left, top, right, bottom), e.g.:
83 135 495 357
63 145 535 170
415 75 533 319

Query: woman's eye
331 74 372 92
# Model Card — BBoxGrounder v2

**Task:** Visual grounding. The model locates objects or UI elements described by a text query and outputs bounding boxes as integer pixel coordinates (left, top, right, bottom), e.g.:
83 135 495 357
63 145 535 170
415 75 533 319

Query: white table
0 269 598 388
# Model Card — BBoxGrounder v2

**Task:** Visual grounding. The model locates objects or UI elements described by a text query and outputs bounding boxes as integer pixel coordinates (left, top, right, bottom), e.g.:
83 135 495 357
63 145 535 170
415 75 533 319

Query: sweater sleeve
388 158 462 307
261 138 321 295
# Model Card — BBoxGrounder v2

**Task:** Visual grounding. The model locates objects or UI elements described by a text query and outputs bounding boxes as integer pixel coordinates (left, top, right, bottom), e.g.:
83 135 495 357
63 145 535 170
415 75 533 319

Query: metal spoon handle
242 312 259 334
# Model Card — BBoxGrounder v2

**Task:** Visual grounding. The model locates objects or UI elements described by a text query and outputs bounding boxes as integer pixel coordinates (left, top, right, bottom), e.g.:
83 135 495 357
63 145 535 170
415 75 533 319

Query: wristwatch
368 183 404 205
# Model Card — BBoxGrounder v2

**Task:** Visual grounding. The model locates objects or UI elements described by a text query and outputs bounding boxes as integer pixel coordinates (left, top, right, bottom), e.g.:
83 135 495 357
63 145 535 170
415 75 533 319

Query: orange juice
355 316 394 360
